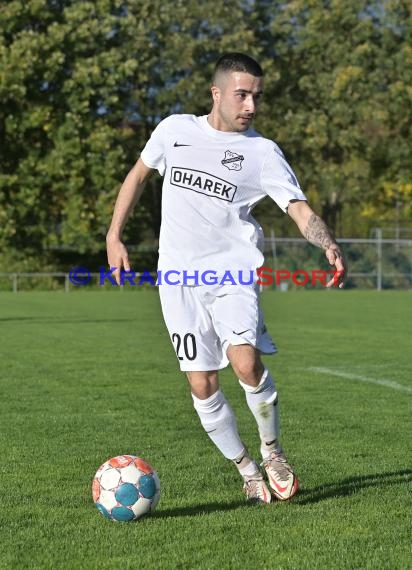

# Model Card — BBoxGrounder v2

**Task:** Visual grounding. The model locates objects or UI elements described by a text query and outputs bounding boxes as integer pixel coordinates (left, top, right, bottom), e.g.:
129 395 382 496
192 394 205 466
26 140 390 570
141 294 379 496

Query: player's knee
239 367 277 396
233 358 264 386
186 370 219 399
228 344 263 384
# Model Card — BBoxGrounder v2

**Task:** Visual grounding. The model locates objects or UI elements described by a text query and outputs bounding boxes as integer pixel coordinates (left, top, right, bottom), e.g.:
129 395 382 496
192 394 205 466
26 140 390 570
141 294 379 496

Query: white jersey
140 114 306 279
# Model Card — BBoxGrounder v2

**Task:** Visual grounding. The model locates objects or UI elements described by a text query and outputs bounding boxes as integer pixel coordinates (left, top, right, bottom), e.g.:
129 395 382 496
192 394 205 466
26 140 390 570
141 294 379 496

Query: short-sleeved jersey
140 114 306 278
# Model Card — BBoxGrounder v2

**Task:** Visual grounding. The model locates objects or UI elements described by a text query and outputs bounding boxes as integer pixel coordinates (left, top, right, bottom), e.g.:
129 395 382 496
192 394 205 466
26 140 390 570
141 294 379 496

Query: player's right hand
106 236 131 285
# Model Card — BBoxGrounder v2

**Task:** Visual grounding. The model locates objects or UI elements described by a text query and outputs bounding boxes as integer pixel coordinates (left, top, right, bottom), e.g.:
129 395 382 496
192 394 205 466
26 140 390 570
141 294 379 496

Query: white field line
309 367 412 394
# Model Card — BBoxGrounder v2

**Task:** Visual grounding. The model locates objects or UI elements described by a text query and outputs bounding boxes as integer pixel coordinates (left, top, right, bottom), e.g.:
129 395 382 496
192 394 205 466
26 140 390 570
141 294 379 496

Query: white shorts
159 283 277 371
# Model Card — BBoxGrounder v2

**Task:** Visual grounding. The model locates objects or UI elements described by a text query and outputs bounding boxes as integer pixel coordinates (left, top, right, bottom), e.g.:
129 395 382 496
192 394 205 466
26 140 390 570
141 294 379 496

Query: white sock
239 369 281 460
191 390 245 460
233 450 260 478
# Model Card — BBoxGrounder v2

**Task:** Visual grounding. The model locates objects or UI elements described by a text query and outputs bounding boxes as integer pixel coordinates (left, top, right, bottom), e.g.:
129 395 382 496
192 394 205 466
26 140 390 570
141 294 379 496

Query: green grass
0 290 411 569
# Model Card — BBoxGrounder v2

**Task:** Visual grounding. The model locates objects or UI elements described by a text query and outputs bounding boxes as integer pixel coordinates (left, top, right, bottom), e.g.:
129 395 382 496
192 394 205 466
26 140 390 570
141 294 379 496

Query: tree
0 0 410 271
251 0 412 237
0 0 258 268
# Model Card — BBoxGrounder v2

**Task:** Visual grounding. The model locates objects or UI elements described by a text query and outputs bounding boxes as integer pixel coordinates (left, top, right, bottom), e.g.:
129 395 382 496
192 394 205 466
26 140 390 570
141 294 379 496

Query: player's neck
207 111 244 133
207 111 227 132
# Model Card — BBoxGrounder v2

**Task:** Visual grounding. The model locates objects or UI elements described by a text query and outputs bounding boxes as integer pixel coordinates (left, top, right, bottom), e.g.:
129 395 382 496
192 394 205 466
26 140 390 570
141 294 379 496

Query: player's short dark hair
213 53 263 83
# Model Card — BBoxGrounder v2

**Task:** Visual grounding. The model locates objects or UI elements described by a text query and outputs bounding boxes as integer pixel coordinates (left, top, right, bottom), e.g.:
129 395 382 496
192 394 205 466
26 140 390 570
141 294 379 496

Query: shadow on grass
295 468 411 505
152 499 251 519
153 469 411 518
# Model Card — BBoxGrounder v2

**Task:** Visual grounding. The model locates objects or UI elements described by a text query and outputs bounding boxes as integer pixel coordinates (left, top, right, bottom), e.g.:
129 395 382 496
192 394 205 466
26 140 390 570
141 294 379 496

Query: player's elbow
287 200 313 229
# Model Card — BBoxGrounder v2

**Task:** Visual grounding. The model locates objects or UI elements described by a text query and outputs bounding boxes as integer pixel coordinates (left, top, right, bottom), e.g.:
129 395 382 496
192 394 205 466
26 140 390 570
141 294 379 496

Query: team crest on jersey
221 150 244 171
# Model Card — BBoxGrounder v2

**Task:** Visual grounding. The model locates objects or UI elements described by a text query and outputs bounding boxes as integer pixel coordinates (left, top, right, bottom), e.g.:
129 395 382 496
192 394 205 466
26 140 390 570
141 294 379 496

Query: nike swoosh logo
174 142 191 147
232 329 250 336
269 475 289 494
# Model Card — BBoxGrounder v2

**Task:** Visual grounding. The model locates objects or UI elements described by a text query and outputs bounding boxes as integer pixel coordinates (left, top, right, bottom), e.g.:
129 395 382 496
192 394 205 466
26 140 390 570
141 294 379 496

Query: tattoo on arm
303 214 336 250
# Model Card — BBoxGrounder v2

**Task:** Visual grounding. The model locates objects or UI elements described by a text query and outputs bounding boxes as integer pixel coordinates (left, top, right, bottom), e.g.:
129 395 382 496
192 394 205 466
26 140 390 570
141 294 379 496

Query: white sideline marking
309 367 412 394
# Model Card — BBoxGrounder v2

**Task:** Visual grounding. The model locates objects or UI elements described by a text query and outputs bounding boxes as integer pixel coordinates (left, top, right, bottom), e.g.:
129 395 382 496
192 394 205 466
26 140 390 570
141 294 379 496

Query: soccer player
106 53 347 504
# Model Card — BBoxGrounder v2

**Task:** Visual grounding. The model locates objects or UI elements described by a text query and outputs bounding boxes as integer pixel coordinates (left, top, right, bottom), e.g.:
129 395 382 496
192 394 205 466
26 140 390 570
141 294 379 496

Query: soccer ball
92 455 160 521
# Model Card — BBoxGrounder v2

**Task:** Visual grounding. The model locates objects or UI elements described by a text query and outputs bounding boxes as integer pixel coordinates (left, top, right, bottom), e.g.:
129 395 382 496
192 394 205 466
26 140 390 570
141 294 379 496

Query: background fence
1 234 412 292
264 232 412 291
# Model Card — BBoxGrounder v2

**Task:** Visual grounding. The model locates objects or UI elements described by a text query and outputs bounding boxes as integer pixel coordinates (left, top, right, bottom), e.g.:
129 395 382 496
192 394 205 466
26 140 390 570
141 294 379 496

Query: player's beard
218 106 254 132
237 114 254 131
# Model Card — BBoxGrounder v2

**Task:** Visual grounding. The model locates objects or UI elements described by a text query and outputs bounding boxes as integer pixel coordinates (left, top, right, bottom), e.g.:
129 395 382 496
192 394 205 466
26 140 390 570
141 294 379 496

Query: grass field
0 289 411 570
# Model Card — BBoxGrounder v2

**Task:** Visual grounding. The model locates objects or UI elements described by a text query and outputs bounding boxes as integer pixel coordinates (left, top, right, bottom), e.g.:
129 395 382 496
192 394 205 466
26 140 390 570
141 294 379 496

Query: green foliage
252 0 412 235
0 0 411 267
0 0 257 262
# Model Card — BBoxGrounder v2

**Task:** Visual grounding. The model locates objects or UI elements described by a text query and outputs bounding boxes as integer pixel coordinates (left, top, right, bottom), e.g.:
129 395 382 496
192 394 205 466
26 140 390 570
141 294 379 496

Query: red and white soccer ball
92 455 160 521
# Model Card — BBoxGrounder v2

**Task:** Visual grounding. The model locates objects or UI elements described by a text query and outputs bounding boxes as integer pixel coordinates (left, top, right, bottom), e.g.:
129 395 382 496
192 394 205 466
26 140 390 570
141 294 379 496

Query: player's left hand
325 245 347 289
